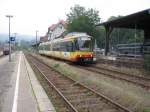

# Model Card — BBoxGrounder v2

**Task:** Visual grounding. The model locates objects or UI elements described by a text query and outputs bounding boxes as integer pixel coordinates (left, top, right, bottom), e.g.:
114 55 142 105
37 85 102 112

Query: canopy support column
144 29 150 43
105 26 113 56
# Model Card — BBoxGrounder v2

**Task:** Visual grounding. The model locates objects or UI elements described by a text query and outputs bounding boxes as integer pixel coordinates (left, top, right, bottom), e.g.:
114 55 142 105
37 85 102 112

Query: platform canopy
97 8 150 30
96 9 150 56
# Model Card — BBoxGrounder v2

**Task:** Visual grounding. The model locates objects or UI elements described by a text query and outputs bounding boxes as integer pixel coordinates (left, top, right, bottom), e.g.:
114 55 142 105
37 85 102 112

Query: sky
0 0 150 37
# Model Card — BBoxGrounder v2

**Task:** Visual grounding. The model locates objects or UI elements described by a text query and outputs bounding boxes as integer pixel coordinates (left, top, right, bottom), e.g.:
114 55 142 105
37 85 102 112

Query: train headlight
93 58 96 61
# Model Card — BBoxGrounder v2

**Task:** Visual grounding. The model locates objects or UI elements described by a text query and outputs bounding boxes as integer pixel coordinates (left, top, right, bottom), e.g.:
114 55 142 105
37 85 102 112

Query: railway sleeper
55 81 73 85
53 85 73 89
28 55 131 112
57 86 84 92
52 81 76 86
70 97 101 104
50 79 73 84
65 93 94 100
75 103 121 112
60 89 89 94
80 108 120 112
75 103 105 110
71 99 105 106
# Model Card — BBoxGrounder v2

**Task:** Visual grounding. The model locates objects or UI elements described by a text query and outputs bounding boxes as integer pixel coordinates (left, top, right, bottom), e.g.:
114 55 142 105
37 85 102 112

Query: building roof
48 24 56 30
48 20 66 31
97 9 150 29
59 20 65 25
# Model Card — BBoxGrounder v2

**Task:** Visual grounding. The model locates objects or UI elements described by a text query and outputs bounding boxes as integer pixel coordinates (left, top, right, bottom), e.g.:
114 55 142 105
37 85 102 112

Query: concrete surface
0 51 56 112
24 54 56 112
0 51 3 56
0 52 38 112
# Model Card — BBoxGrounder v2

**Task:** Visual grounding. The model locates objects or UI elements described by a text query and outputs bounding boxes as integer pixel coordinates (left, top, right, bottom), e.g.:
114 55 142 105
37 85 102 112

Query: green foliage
67 7 144 49
66 5 100 39
94 26 105 48
53 63 60 68
110 28 144 46
143 108 150 112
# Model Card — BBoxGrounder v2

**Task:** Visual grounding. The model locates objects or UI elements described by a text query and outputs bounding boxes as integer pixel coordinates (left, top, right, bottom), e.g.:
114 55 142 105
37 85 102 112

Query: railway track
78 65 150 89
33 54 150 89
26 54 132 112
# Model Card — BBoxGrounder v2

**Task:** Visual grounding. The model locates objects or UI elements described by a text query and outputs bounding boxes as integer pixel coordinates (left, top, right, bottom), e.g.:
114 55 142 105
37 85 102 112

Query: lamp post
6 15 13 62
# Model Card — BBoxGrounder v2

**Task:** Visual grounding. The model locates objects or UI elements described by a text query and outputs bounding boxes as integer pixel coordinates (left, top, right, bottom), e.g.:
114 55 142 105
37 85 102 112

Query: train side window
66 41 73 52
64 42 67 52
60 42 64 51
45 45 48 51
57 43 60 51
59 42 67 52
74 40 79 51
47 45 48 51
45 45 50 51
44 45 46 50
52 44 55 51
53 42 60 51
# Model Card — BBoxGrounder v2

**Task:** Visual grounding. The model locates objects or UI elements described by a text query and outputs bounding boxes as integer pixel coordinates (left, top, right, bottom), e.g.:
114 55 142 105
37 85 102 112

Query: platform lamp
6 15 13 62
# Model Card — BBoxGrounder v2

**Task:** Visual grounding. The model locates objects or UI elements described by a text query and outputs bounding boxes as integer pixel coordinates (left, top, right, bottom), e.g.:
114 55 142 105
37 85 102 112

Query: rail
26 54 133 112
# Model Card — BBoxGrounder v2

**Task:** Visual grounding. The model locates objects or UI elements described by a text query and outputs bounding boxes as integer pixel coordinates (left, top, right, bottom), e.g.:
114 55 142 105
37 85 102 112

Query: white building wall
50 24 66 40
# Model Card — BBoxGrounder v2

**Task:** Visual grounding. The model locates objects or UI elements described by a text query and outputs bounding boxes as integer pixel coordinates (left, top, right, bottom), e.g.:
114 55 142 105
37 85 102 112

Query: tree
66 5 101 40
93 26 105 48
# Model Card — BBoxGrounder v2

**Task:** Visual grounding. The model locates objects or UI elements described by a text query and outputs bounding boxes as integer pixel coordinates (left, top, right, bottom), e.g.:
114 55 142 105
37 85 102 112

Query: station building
47 20 66 41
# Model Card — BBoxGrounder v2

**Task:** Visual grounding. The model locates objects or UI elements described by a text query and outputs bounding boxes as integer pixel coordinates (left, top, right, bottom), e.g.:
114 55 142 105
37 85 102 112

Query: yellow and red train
39 33 96 63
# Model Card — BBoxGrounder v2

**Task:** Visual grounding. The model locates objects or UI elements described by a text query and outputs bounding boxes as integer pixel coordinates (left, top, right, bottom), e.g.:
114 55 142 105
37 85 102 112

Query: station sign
10 37 15 41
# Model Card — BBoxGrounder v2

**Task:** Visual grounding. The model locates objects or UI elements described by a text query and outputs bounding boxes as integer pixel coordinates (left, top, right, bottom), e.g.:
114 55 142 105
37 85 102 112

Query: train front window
76 37 92 51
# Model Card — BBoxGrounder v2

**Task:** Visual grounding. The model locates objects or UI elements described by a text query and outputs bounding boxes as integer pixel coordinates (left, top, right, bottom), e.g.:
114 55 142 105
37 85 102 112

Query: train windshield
76 36 92 51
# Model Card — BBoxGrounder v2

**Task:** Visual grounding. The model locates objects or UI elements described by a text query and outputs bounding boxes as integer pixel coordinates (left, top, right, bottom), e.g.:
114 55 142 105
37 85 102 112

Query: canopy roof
97 9 150 29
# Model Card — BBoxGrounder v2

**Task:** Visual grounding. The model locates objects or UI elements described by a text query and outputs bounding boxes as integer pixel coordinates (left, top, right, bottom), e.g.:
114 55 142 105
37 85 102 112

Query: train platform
0 51 3 56
0 51 56 112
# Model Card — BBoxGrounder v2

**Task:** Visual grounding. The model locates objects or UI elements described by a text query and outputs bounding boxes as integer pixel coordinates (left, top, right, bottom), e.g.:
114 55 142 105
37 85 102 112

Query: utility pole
36 30 38 53
6 15 13 62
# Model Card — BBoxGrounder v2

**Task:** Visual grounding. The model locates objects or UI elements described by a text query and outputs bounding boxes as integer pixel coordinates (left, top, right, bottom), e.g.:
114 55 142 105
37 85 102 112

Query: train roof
64 32 91 39
39 32 92 45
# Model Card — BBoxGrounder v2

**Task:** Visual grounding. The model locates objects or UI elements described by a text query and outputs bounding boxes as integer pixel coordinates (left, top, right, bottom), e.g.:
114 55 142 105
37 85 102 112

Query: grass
143 108 150 112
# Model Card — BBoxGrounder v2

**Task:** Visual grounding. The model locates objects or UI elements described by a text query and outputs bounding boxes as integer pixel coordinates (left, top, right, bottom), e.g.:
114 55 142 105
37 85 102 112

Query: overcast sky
0 0 149 37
